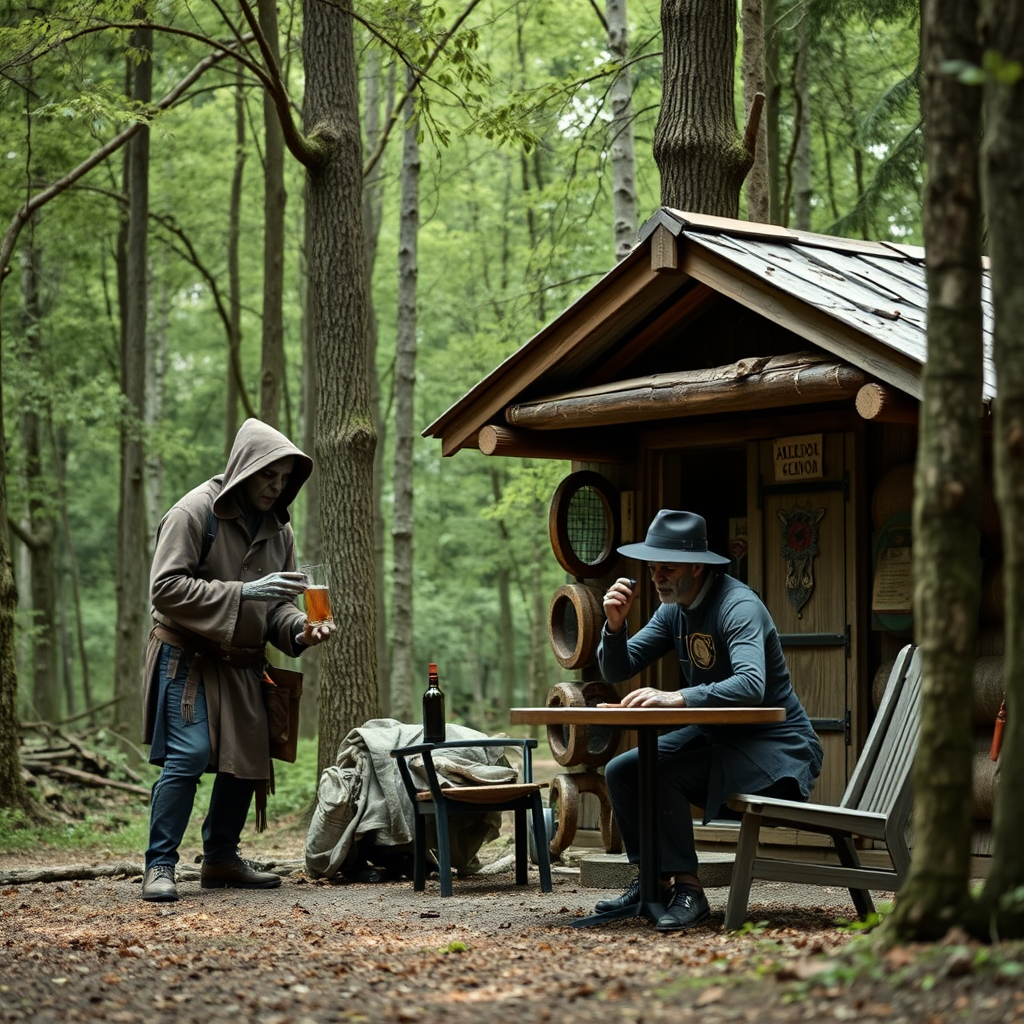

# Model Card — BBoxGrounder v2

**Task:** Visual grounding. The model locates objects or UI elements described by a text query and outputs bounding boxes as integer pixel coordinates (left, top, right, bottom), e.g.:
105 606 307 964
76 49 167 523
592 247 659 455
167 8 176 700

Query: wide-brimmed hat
617 509 731 565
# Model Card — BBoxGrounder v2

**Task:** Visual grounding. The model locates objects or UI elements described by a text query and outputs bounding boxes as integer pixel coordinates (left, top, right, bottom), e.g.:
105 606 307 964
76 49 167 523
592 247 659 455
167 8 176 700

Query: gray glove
241 571 307 601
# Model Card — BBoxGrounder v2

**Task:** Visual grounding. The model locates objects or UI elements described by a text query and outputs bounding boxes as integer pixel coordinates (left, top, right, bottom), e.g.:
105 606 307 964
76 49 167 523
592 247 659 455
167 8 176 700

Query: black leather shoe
594 876 642 914
142 864 178 902
200 855 282 890
655 886 710 932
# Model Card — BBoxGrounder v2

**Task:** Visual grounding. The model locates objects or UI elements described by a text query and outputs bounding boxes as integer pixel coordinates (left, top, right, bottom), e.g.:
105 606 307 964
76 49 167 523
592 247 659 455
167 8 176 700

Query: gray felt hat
617 509 731 565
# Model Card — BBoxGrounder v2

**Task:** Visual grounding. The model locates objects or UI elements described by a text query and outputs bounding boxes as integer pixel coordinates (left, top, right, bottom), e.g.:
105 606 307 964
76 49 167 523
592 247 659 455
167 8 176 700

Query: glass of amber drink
299 563 333 626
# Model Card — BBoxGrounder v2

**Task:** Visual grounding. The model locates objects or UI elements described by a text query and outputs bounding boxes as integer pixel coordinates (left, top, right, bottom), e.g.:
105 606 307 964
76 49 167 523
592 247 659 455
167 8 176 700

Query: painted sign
773 434 824 482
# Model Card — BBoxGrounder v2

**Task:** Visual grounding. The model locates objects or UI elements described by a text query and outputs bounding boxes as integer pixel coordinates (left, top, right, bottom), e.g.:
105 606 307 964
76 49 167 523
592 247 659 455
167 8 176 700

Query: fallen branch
21 762 151 798
0 858 306 886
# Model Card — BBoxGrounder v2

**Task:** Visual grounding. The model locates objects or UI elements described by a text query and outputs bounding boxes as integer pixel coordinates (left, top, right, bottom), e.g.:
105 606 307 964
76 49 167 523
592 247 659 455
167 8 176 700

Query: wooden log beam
505 353 865 430
477 424 627 463
855 382 919 423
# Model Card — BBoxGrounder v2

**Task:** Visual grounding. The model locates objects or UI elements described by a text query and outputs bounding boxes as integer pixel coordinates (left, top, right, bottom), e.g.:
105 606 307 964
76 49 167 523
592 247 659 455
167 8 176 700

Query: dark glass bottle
422 662 446 743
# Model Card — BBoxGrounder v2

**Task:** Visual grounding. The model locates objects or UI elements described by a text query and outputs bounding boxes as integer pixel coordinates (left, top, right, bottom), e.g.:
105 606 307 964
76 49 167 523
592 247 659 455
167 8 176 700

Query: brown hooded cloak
142 419 314 784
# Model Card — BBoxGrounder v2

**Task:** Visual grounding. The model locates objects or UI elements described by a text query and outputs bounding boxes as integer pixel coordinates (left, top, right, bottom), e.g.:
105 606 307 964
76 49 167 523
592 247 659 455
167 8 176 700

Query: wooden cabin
424 208 1001 865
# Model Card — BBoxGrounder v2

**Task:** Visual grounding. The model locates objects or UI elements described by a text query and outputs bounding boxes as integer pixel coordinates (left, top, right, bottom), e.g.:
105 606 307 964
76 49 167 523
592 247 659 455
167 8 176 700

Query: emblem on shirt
687 632 716 670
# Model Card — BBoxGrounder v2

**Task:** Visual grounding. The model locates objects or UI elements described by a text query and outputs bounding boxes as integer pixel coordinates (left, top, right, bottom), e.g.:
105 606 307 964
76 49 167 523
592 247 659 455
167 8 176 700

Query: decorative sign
872 514 913 635
773 434 824 482
777 506 826 617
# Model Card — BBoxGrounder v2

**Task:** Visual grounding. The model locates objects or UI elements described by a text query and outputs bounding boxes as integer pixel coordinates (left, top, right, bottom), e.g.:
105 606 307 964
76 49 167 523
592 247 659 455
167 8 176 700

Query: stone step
578 851 735 889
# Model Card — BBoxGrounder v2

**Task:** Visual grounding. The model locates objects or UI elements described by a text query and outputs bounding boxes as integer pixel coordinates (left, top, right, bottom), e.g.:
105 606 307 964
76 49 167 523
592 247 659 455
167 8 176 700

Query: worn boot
200 854 282 890
142 864 178 902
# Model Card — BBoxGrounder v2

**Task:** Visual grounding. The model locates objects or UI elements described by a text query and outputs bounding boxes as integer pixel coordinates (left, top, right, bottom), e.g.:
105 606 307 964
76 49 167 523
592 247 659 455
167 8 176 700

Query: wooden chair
724 644 921 930
389 737 553 896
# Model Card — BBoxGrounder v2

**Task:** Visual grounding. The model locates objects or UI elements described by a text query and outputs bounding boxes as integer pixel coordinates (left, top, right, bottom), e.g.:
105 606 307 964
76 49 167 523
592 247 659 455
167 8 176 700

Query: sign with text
772 434 824 482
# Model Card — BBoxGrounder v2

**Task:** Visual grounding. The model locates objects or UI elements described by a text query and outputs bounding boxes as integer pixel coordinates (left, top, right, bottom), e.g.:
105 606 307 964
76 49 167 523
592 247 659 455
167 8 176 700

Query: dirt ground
3 827 1024 1024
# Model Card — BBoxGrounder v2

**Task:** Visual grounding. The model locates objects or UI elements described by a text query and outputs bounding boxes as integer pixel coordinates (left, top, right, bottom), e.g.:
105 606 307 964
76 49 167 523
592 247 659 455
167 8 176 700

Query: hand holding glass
299 563 334 626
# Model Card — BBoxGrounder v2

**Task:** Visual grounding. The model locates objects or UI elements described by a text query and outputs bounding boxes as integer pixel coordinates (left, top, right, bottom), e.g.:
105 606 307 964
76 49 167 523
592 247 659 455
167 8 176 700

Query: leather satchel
262 665 303 763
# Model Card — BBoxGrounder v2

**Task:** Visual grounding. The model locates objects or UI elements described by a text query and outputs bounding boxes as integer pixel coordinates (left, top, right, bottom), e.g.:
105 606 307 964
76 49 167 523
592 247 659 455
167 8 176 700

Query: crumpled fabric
304 718 517 880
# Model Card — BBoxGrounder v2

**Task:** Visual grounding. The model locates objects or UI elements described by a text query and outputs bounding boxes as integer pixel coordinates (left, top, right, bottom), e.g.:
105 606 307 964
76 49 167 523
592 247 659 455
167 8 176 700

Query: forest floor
4 817 1024 1024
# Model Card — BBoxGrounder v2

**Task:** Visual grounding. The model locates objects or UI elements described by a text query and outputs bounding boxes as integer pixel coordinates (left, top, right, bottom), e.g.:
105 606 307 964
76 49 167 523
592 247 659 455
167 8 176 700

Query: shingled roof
425 208 994 456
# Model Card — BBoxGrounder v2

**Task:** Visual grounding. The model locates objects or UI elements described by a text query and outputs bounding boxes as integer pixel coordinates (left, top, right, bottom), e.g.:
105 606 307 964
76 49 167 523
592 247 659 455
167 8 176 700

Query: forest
0 0 921 748
4 0 1024 951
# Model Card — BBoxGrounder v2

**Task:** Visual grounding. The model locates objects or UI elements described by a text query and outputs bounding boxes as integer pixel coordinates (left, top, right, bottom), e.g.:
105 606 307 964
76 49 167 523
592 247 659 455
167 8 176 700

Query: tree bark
654 0 753 214
741 0 770 223
259 0 286 428
792 15 812 231
978 0 1024 939
389 79 420 723
606 0 638 259
764 0 782 224
362 49 391 717
112 20 152 747
303 0 378 780
18 232 60 721
226 66 245 457
888 0 982 941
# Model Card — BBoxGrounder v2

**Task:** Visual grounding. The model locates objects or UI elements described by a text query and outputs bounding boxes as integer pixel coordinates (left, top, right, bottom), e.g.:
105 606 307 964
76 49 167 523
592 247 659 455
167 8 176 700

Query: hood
213 418 313 520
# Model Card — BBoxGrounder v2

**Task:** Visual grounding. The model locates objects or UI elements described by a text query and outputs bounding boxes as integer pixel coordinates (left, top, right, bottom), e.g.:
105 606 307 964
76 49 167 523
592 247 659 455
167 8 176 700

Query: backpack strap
200 506 218 566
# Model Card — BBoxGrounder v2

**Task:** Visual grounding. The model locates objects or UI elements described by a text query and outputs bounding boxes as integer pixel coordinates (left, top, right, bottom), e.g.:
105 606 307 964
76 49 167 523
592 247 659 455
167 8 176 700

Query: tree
654 0 758 213
389 73 420 721
977 0 1024 939
887 0 983 941
300 0 378 777
258 0 286 428
111 19 152 749
606 0 638 258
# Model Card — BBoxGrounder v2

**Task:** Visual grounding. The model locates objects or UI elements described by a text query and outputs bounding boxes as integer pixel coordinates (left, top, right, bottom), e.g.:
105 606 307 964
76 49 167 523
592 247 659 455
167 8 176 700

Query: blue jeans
146 644 256 870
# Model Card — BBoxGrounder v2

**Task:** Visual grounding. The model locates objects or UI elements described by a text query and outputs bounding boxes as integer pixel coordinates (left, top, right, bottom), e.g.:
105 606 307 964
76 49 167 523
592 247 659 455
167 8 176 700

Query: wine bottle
422 662 446 743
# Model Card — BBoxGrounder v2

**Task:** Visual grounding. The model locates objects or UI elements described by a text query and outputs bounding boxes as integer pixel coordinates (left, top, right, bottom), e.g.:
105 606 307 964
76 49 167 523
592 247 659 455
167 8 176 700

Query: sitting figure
597 509 823 932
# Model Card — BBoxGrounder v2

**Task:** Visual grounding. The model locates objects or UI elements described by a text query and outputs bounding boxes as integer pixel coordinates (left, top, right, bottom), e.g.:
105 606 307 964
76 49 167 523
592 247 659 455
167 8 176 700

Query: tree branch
0 43 240 285
362 0 486 179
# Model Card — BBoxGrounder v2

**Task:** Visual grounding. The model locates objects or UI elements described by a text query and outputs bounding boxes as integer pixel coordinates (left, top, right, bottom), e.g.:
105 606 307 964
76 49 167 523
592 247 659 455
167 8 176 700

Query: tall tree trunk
389 80 420 723
741 0 770 223
19 232 60 721
0 340 31 811
764 0 782 224
363 49 391 716
259 0 286 427
52 419 92 718
978 0 1024 939
606 0 638 259
303 0 378 780
491 468 516 710
654 0 754 214
888 0 982 941
792 16 812 231
226 67 245 457
112 21 152 747
299 183 322 739
145 283 167 555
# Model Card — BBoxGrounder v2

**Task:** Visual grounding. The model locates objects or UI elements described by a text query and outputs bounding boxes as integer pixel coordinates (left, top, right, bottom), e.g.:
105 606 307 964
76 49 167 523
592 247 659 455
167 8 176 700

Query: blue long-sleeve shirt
598 572 823 818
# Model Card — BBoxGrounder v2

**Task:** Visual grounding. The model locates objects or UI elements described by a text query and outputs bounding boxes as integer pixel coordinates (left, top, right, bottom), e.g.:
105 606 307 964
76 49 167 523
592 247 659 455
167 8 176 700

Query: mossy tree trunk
888 0 983 941
977 0 1024 940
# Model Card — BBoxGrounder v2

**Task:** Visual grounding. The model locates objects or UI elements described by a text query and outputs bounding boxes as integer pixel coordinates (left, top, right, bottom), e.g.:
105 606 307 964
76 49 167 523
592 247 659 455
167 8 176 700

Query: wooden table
509 705 786 927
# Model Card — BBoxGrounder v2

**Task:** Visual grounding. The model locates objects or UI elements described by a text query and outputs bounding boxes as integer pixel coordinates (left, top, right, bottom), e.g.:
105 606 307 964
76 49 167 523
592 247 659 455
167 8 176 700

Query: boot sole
200 878 282 889
142 889 178 902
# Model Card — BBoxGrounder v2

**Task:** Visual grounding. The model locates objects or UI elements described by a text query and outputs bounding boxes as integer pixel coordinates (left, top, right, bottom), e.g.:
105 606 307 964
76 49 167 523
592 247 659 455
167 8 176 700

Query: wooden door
747 432 859 807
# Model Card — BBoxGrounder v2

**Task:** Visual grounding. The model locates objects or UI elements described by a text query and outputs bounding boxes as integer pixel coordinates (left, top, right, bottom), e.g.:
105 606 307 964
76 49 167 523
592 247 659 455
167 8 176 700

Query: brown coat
142 419 314 780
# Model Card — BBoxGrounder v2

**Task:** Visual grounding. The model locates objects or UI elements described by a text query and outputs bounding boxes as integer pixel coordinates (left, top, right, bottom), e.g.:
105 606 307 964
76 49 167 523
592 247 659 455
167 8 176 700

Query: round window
548 471 620 579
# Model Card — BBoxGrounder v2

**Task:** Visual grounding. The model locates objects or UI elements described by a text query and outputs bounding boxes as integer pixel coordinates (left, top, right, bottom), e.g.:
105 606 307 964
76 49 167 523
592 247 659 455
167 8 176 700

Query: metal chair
389 737 553 896
724 644 922 930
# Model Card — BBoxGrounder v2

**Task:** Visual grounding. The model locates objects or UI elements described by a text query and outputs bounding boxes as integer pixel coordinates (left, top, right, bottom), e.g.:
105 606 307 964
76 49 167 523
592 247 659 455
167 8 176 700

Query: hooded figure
140 419 334 902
